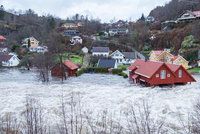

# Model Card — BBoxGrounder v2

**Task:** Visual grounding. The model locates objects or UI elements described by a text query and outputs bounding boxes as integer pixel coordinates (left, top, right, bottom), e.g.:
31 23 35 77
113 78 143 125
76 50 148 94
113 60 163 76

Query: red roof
131 59 164 78
193 11 200 17
128 65 137 70
0 35 6 41
166 64 180 72
132 74 139 79
63 60 78 70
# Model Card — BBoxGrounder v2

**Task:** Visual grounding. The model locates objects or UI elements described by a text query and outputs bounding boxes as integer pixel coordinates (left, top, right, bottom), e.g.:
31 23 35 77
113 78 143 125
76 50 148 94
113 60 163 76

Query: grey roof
122 52 136 59
92 47 109 53
97 59 116 68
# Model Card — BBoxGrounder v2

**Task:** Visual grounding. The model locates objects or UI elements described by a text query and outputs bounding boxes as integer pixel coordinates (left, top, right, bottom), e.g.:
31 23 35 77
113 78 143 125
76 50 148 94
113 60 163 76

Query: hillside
149 0 200 22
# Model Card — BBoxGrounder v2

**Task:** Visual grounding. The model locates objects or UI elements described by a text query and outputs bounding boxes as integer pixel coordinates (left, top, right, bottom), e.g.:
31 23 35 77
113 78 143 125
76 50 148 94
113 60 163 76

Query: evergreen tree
140 13 146 22
0 5 5 20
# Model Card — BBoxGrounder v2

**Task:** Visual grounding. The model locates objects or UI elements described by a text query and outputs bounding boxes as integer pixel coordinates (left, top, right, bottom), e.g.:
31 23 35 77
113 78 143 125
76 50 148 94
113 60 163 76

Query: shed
51 60 79 78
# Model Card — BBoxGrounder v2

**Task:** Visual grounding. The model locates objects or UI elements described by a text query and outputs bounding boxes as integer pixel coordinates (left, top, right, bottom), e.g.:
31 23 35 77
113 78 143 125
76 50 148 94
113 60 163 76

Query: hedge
76 67 128 78
111 69 123 74
76 68 86 76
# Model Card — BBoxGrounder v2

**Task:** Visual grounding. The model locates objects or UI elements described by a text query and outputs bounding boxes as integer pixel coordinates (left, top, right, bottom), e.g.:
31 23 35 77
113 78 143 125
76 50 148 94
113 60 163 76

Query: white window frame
178 70 183 78
160 70 166 79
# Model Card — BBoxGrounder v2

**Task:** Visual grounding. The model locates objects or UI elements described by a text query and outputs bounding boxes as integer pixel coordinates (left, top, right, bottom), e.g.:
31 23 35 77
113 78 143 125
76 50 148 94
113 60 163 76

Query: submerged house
51 60 79 78
129 59 195 86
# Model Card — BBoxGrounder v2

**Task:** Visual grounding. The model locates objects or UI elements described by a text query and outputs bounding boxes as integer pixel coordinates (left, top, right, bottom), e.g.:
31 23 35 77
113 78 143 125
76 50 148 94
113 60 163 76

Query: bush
118 72 128 78
118 65 128 71
76 67 128 78
76 68 86 76
112 69 123 74
94 68 109 73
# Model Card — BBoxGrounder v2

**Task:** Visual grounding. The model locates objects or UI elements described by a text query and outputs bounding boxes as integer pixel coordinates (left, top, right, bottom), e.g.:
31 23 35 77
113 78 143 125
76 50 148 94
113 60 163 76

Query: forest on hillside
149 0 200 22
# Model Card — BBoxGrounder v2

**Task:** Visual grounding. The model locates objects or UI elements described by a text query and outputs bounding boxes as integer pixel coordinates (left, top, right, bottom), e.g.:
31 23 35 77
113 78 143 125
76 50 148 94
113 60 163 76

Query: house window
178 70 183 78
160 70 166 79
156 74 159 78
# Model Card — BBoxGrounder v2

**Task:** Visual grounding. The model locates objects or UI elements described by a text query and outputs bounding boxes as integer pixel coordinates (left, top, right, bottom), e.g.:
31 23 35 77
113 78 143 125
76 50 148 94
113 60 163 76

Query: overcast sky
0 0 171 22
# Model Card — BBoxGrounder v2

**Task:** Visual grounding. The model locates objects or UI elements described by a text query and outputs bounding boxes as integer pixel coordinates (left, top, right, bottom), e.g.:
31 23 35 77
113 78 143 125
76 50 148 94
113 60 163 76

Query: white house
110 50 146 65
177 10 200 22
91 47 110 57
110 50 125 64
0 54 20 67
70 36 83 45
82 47 89 54
29 46 48 53
146 16 155 23
0 47 8 53
109 28 129 36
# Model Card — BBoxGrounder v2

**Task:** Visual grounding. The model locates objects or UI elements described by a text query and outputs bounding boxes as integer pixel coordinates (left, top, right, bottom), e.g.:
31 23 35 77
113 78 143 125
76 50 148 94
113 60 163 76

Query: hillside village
1 0 200 134
0 0 200 86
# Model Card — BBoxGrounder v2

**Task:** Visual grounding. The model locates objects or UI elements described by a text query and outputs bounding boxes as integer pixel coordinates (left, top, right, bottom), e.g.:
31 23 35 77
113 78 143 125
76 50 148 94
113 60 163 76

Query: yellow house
23 37 39 49
149 50 189 69
172 55 189 69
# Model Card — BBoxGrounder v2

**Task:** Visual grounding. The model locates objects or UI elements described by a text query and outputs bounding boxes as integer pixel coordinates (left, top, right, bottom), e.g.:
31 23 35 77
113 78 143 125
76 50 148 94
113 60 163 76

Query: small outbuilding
51 60 79 78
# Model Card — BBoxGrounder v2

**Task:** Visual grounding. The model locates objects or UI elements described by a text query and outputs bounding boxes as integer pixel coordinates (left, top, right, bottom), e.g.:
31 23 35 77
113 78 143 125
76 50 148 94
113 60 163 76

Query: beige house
61 23 78 29
22 37 39 49
149 50 189 69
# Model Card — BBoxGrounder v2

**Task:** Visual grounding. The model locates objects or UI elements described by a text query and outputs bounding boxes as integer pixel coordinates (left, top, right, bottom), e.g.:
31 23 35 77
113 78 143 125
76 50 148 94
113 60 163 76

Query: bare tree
32 53 53 82
0 113 21 134
124 101 166 134
57 92 85 134
21 96 48 134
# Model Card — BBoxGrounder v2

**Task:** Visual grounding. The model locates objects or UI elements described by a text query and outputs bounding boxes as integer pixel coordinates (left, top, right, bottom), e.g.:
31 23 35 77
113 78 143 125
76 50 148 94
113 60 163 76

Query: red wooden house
128 59 196 86
51 60 79 78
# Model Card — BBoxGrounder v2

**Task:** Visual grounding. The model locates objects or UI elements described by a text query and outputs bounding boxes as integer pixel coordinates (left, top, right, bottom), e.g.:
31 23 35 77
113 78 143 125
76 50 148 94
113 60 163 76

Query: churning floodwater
0 68 200 129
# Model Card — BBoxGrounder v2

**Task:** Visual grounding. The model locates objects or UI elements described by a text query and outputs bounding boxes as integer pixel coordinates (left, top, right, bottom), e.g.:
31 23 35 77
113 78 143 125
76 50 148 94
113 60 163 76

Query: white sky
0 0 171 22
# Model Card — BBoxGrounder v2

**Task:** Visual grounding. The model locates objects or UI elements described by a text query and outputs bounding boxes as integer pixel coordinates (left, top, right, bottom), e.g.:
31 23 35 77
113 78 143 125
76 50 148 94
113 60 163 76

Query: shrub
94 68 109 73
76 68 86 76
118 65 128 71
118 72 128 78
112 69 123 74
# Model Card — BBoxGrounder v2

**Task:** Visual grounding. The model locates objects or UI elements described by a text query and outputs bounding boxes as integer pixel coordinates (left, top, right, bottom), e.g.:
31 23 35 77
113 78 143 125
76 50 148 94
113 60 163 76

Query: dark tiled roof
122 52 136 59
0 54 12 62
97 59 116 68
92 47 109 53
